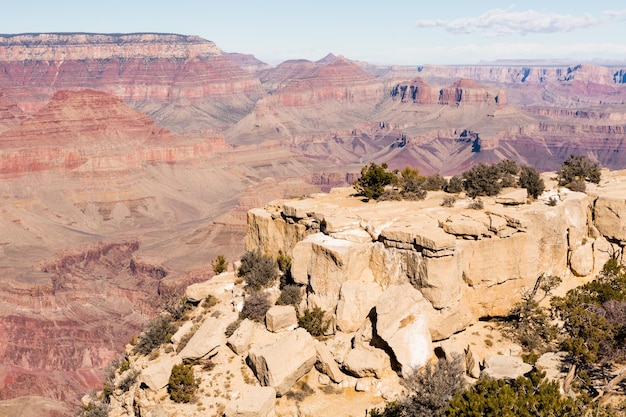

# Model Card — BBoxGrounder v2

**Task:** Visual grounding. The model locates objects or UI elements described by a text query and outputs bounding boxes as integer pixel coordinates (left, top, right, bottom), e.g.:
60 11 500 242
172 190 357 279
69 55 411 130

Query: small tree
445 175 464 194
211 255 227 274
168 363 198 403
518 165 545 199
399 166 426 200
463 163 503 198
423 173 447 191
556 154 601 186
354 162 398 200
133 315 177 356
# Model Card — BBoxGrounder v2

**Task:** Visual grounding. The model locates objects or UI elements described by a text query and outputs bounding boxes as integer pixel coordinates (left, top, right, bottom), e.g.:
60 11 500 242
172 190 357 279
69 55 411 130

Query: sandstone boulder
374 284 433 375
314 340 345 383
227 319 260 355
496 188 527 205
442 214 489 238
178 313 236 361
265 305 297 332
170 320 194 346
481 355 532 380
184 272 236 303
570 241 594 276
592 189 626 244
247 328 317 396
335 280 382 332
324 332 354 365
140 355 181 391
224 385 276 417
342 346 389 378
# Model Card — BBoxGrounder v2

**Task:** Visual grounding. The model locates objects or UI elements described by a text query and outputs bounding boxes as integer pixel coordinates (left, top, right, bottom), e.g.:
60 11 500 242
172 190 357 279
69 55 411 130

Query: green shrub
160 293 190 321
241 291 271 322
370 355 466 417
463 163 503 197
298 307 330 337
423 173 446 191
518 165 545 199
118 368 139 392
566 180 586 192
277 284 302 306
557 154 601 186
168 363 198 403
445 175 464 193
447 370 583 417
354 162 398 200
132 315 177 356
277 251 292 274
238 251 278 290
211 255 228 274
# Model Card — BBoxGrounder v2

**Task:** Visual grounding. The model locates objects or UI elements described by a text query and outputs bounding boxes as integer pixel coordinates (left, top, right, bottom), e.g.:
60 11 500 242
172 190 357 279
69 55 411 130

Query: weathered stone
570 241 594 277
535 352 569 389
224 385 276 417
336 280 382 332
314 340 345 383
488 214 508 232
283 199 314 219
227 319 260 356
443 214 488 238
140 355 181 391
343 346 389 378
324 332 353 365
496 188 527 205
178 312 237 361
247 328 317 396
265 305 297 332
465 345 481 378
421 255 463 309
184 272 236 303
375 284 432 375
594 190 626 243
170 320 194 346
481 355 532 380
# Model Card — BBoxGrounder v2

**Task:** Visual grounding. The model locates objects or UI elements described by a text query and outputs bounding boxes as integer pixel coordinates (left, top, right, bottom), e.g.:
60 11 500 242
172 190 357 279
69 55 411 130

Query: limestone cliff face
246 179 626 341
0 33 262 130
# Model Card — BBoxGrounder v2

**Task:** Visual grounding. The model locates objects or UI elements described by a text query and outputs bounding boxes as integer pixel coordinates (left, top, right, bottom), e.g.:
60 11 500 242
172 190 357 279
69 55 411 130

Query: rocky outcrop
247 181 624 342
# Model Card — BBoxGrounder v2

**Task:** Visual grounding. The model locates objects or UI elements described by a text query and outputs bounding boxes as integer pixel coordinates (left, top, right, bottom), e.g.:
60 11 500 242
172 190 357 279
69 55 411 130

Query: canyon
0 32 626 415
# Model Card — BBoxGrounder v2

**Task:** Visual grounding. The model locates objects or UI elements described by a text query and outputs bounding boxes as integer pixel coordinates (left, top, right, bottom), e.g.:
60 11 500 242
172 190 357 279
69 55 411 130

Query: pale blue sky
2 1 626 65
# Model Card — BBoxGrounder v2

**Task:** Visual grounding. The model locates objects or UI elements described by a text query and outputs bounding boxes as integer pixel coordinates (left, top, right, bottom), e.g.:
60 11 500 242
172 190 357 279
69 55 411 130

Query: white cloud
414 8 625 36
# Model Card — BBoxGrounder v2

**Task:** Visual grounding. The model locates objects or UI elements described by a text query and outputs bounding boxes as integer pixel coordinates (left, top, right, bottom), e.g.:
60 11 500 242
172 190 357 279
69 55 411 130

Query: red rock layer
0 89 227 176
269 57 384 106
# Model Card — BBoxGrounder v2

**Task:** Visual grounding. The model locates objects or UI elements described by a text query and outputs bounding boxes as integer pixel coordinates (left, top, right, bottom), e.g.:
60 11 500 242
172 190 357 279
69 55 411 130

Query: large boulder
335 280 382 332
481 355 532 380
224 385 276 417
592 188 626 244
247 328 317 396
178 312 237 361
184 272 236 303
374 284 433 375
227 319 261 356
140 355 181 390
314 340 345 383
342 346 389 378
265 305 297 332
570 241 594 277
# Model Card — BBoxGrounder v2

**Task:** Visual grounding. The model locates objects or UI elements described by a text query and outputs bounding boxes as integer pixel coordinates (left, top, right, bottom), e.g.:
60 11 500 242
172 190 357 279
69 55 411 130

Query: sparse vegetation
468 198 484 210
79 399 110 417
370 355 466 417
298 306 330 337
168 363 198 403
211 255 228 274
557 154 601 187
441 196 456 207
518 165 545 199
225 318 243 337
398 166 426 200
445 175 464 194
447 370 583 417
132 314 177 356
277 284 302 306
241 291 271 322
237 251 279 290
354 162 399 200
